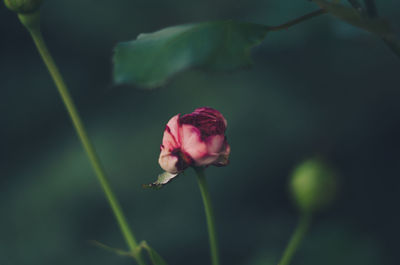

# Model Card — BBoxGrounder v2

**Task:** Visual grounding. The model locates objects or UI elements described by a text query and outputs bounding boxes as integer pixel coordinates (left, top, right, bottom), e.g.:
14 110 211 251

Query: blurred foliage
114 21 268 88
1 1 400 265
114 0 400 89
312 0 400 57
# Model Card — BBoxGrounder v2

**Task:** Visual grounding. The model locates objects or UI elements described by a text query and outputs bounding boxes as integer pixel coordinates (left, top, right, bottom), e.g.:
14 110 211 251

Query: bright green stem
18 12 146 265
278 213 312 265
195 168 220 265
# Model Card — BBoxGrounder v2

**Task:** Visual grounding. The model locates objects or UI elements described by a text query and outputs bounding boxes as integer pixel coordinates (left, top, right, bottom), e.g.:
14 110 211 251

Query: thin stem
278 213 312 265
195 168 220 265
269 9 327 32
18 12 146 265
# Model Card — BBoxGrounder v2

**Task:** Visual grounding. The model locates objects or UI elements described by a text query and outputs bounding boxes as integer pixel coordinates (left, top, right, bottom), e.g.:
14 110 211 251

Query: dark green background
1 1 399 265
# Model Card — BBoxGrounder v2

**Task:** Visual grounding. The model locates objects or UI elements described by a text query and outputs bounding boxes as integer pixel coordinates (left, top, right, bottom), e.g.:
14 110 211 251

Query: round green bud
290 157 337 213
4 0 43 14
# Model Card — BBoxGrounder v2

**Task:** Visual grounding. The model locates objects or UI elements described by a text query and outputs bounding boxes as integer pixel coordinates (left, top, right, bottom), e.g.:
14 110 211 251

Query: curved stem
195 168 220 265
278 213 312 265
18 12 146 265
269 9 327 32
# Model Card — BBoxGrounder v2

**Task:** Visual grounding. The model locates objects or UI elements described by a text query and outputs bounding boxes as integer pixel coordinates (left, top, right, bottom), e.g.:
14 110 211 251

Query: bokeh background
1 0 400 265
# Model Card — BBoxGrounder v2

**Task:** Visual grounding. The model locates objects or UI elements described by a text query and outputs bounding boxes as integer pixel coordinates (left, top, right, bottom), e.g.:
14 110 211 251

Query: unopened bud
290 157 337 213
4 0 43 14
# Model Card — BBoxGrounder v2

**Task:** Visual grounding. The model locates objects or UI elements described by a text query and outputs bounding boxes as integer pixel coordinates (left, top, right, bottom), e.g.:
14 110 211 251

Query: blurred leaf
142 171 179 189
312 0 400 58
138 241 169 265
113 20 269 88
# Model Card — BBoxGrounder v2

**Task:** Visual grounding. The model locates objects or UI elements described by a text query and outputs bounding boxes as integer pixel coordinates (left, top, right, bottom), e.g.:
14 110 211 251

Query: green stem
278 213 312 265
18 12 146 265
195 168 220 265
269 9 327 32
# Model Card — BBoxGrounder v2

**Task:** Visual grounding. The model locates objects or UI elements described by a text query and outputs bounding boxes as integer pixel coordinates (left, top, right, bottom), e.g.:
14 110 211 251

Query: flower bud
159 107 230 174
290 158 337 213
4 0 43 14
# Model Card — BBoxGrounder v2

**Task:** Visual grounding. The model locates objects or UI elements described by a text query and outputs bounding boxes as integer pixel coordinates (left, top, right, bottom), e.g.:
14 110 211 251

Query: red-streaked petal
162 128 180 151
162 114 181 150
192 107 227 127
166 114 181 143
180 107 226 139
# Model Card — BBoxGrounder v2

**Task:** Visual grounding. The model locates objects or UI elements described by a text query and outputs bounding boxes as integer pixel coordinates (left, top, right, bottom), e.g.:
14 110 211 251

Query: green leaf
137 241 169 265
142 171 179 190
312 0 400 58
113 20 269 88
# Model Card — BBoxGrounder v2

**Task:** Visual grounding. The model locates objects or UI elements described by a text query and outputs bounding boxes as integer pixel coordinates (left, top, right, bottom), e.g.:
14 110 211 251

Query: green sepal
142 171 180 190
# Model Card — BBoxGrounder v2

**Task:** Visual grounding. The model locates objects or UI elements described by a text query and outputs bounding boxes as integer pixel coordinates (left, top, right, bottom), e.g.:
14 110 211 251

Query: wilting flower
159 107 230 174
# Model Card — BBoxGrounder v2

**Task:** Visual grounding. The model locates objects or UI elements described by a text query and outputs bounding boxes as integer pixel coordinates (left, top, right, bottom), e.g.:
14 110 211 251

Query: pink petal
195 154 220 166
213 141 230 166
223 142 231 155
194 135 225 166
206 135 225 154
180 124 208 163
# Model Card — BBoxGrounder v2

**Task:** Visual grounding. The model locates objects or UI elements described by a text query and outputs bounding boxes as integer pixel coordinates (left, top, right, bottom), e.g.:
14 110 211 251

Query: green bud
290 157 337 213
4 0 43 14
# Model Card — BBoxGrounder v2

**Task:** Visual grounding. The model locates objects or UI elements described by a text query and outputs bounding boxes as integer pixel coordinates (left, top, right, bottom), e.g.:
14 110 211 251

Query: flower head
159 107 230 174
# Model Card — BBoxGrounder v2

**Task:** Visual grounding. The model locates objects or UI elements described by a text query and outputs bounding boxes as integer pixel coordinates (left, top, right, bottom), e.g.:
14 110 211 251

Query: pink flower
159 107 230 174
